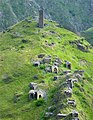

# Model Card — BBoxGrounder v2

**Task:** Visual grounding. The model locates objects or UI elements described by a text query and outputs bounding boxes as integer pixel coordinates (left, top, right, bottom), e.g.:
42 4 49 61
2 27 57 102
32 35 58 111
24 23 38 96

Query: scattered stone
14 92 23 103
62 82 68 87
25 19 32 23
66 73 73 79
29 82 38 90
55 58 62 65
74 70 84 76
67 79 73 89
44 23 48 26
54 62 59 67
57 113 67 119
64 88 72 97
45 112 53 118
45 66 52 72
22 39 28 43
77 43 88 52
33 75 38 80
63 70 71 74
33 61 40 66
53 76 60 80
48 106 56 112
40 80 45 83
43 56 51 64
67 99 76 106
50 30 56 34
47 42 55 47
2 74 13 84
71 110 78 117
38 54 45 58
74 74 82 79
72 79 78 83
45 40 48 43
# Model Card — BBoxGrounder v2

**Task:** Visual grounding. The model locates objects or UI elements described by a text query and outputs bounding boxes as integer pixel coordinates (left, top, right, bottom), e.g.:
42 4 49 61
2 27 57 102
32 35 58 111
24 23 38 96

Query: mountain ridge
1 0 93 33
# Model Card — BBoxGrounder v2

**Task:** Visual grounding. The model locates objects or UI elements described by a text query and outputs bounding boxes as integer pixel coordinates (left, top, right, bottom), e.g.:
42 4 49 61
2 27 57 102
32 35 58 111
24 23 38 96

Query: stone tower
39 7 44 28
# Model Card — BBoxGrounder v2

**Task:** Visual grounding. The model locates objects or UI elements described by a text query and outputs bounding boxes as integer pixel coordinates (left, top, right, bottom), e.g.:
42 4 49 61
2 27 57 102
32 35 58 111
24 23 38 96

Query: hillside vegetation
81 27 93 45
0 18 93 120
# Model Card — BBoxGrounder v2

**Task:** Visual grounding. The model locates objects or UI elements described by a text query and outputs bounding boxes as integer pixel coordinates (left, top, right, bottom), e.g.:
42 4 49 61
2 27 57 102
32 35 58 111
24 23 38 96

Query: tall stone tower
39 7 44 28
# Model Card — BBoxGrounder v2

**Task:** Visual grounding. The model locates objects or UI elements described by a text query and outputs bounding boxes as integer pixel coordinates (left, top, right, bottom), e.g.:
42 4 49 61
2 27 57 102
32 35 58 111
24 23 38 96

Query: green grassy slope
81 27 93 45
0 18 93 120
1 0 93 33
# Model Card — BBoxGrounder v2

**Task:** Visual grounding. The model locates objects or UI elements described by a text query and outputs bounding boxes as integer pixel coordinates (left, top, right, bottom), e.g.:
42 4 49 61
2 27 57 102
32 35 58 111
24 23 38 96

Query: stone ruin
65 61 72 69
64 88 72 97
29 89 46 100
63 70 71 74
29 82 46 100
51 65 58 74
57 110 79 120
71 110 79 118
43 56 51 64
53 76 60 81
67 79 73 89
29 82 38 90
45 112 53 118
74 70 84 76
54 57 62 66
39 7 44 28
57 113 68 119
38 53 45 58
33 61 40 67
67 99 76 107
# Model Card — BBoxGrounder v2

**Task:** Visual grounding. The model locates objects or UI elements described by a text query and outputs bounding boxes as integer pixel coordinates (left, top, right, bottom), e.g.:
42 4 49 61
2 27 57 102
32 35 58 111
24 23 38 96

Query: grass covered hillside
81 27 93 45
1 0 93 33
0 18 93 120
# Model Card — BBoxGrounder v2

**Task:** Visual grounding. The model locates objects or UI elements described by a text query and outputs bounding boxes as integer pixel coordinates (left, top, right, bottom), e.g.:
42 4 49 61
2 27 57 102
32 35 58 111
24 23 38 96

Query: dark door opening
35 92 37 99
39 95 42 98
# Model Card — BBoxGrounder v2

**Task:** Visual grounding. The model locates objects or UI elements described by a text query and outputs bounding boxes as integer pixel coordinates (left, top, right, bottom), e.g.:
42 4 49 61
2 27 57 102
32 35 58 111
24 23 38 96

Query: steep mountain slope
81 27 93 45
0 18 93 120
0 0 93 33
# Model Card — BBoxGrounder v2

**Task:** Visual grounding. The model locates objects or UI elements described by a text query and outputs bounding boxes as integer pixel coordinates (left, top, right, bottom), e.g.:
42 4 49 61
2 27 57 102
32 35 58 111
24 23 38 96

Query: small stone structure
51 65 58 74
74 70 84 76
77 43 87 52
71 110 78 118
64 88 72 97
53 76 60 80
43 56 51 64
57 113 67 119
74 74 82 79
39 7 44 28
54 58 62 65
66 61 71 69
38 53 45 58
67 99 76 106
33 61 40 66
45 66 52 72
67 79 73 89
72 79 78 83
45 112 53 118
54 62 59 67
66 73 73 79
29 89 46 100
29 82 38 90
63 70 71 74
